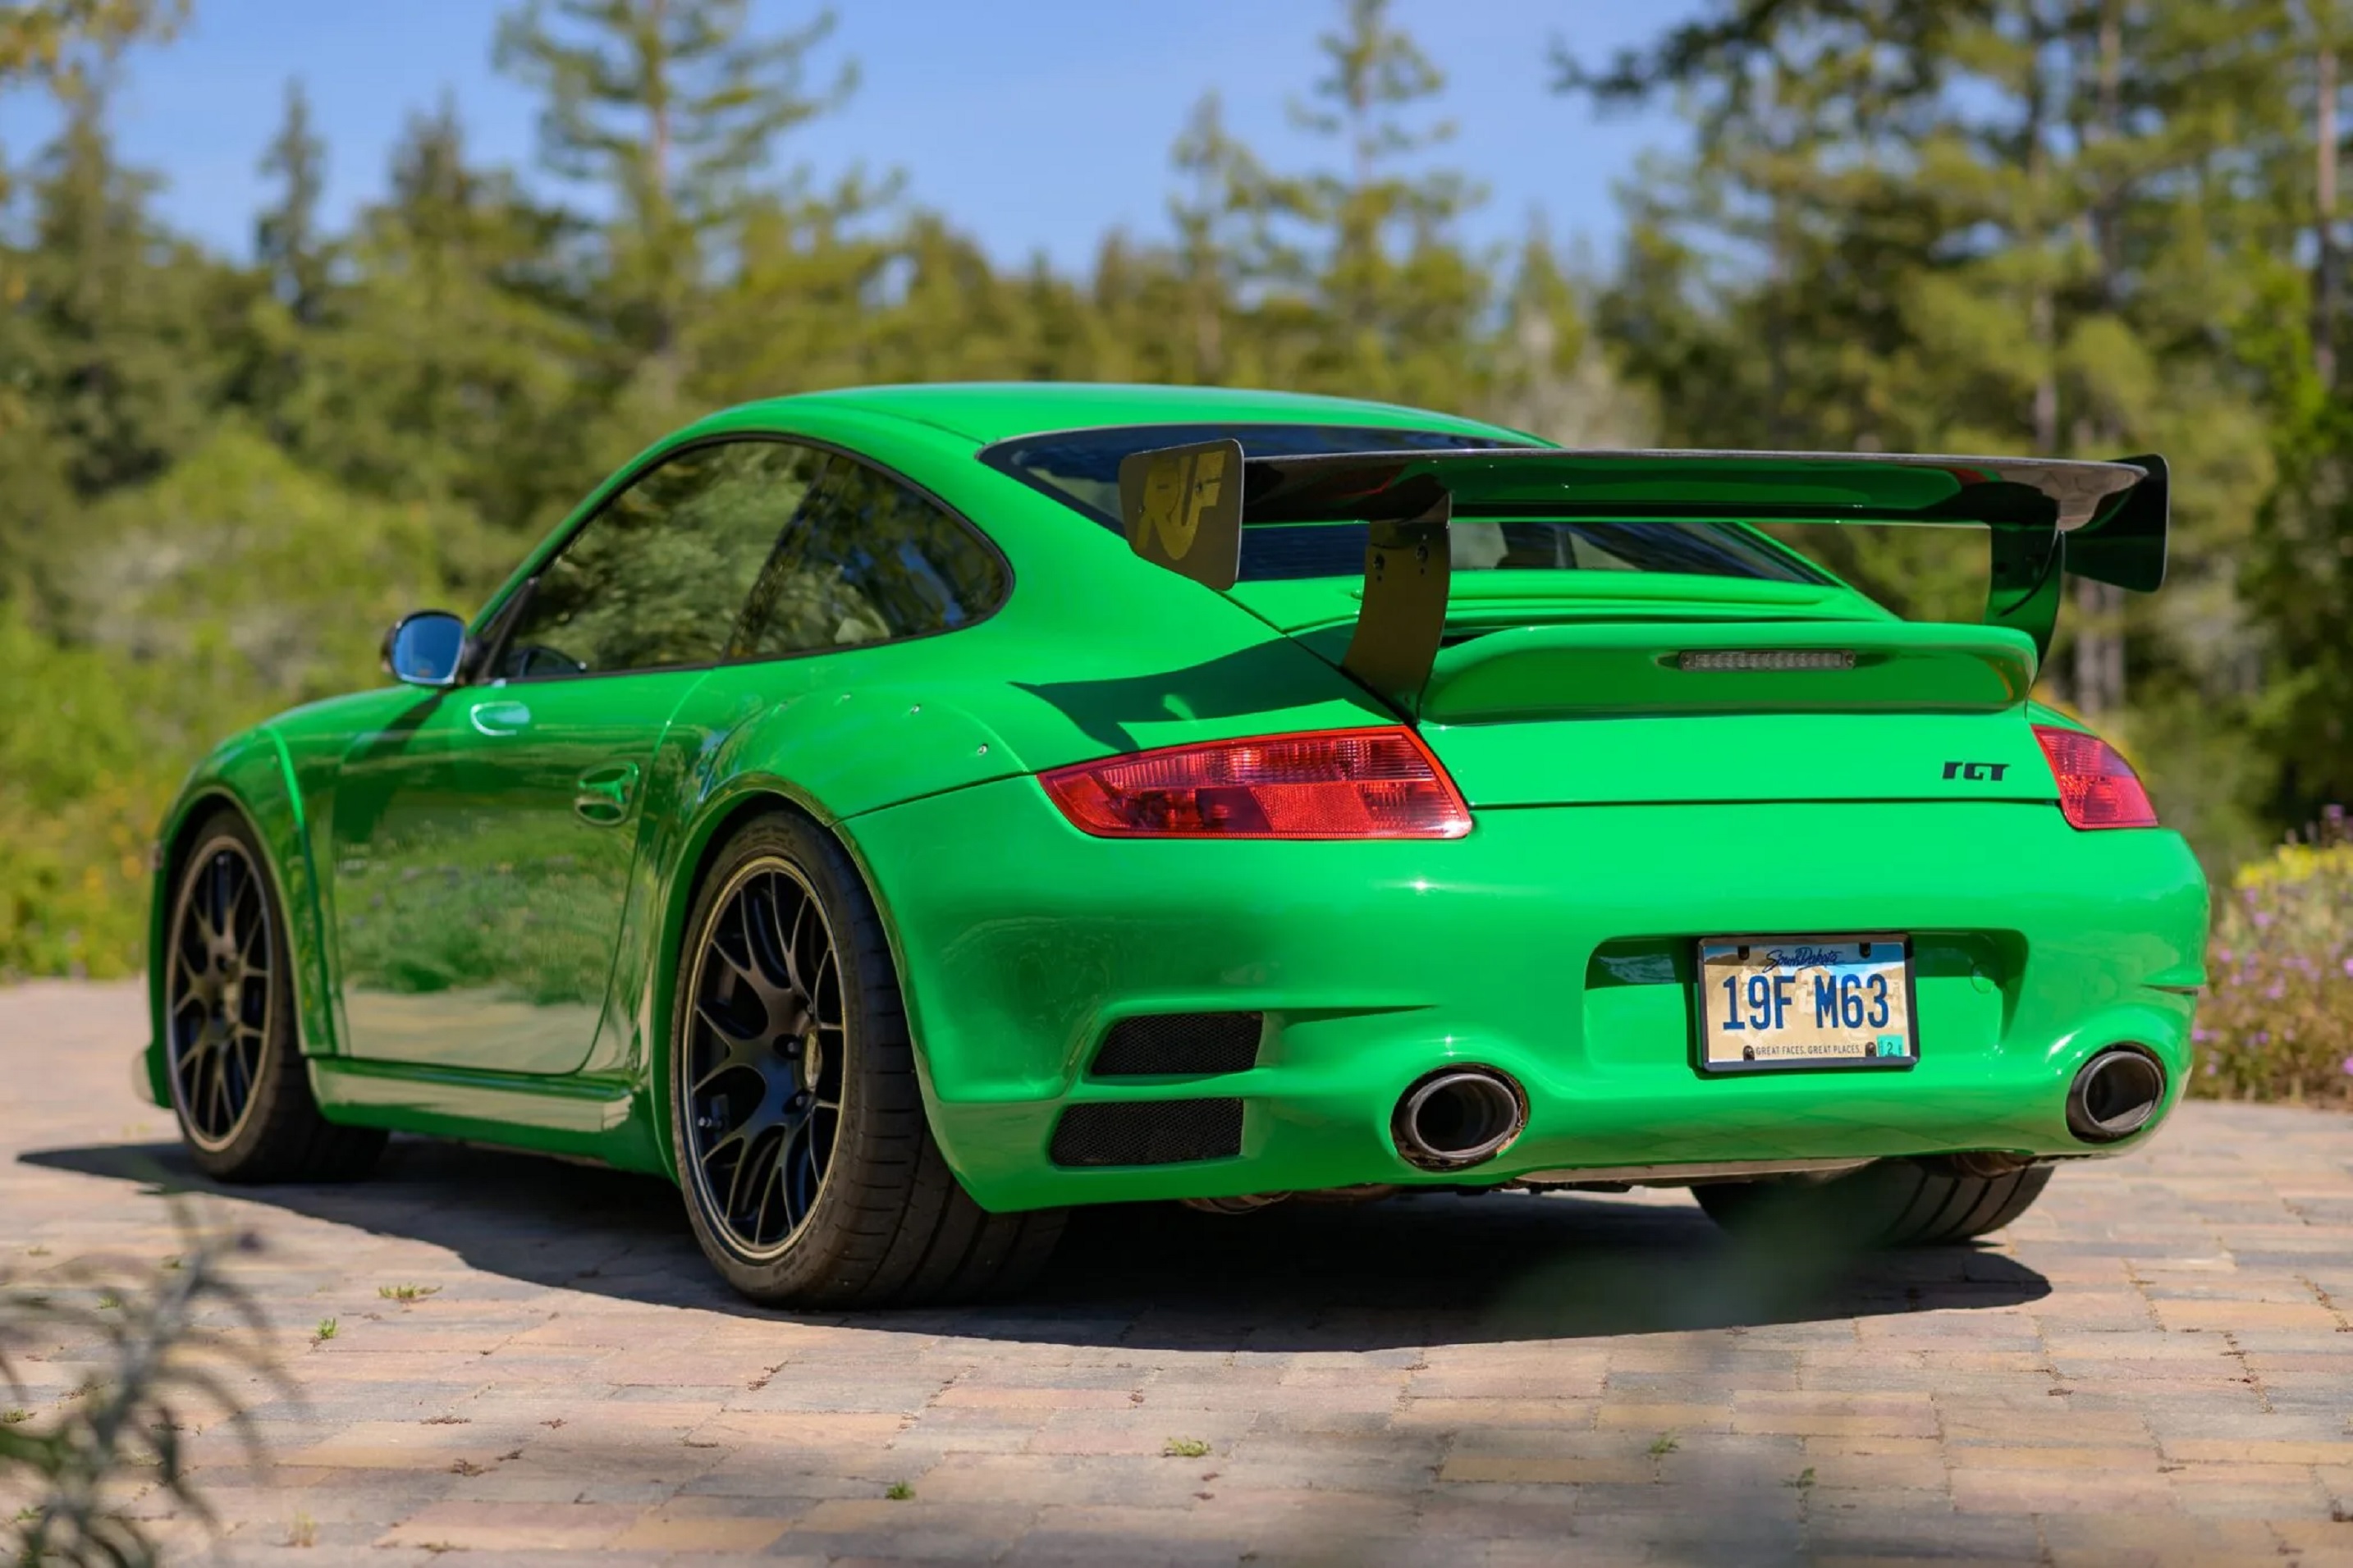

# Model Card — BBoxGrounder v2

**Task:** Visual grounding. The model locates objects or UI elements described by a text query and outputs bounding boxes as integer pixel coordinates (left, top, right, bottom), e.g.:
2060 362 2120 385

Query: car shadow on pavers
23 1136 2048 1351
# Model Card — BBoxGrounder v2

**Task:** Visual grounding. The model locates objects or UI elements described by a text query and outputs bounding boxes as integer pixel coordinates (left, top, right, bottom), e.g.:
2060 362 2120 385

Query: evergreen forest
3 0 2350 991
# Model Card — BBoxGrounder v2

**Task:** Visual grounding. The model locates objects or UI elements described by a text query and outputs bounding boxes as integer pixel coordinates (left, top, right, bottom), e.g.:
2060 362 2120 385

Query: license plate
1696 934 1916 1072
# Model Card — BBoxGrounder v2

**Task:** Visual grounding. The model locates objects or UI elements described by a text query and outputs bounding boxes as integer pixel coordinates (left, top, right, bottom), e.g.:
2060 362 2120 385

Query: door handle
573 761 640 826
469 699 532 737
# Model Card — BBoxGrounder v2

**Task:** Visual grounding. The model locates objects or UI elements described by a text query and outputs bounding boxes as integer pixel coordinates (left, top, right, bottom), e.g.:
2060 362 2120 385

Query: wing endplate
1117 438 1244 592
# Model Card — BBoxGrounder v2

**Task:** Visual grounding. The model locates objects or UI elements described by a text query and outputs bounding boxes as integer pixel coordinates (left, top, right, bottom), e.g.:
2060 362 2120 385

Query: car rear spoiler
1115 441 2169 706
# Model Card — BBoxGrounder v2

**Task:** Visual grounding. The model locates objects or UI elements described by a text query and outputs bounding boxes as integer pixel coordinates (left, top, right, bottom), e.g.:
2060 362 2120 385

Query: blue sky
0 0 1701 272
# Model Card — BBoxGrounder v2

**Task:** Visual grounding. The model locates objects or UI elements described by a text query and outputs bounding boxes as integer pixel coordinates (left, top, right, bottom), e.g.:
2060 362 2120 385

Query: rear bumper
849 779 2208 1212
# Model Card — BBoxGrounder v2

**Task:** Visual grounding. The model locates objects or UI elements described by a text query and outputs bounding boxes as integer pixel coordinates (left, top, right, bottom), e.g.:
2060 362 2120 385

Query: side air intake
1049 1099 1244 1167
1089 1012 1263 1077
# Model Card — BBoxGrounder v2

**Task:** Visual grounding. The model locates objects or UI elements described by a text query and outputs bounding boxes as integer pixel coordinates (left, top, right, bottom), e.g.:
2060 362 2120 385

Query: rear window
979 423 1821 584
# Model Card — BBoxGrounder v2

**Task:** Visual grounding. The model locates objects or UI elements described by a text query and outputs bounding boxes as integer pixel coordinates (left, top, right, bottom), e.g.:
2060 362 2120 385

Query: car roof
730 382 1536 447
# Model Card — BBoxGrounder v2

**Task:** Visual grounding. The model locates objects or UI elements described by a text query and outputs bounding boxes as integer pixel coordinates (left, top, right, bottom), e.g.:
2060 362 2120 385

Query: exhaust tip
1393 1067 1527 1172
2067 1046 2166 1143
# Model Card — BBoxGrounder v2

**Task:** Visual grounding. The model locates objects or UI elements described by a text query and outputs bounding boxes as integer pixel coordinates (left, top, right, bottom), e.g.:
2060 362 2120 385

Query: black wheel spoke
206 853 234 942
790 1118 825 1224
808 947 841 1030
777 885 815 999
684 854 846 1259
690 1000 769 1095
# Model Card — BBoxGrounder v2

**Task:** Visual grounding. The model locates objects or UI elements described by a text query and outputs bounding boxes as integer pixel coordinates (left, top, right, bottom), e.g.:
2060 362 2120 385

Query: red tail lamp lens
1041 728 1472 839
2033 725 2158 830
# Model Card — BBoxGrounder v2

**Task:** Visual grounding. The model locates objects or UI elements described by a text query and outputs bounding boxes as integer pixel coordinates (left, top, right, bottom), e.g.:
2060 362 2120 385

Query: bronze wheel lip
680 853 849 1266
164 833 274 1154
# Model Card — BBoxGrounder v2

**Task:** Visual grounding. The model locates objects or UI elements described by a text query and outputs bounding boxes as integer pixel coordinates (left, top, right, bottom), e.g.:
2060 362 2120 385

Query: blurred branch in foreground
1 1201 281 1568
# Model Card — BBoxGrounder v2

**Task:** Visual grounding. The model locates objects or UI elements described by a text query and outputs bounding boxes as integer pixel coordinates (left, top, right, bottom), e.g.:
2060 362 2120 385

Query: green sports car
142 382 2206 1306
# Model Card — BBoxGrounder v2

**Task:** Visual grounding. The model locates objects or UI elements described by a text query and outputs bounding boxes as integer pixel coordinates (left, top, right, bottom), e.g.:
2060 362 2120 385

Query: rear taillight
2033 725 2158 830
1041 727 1472 839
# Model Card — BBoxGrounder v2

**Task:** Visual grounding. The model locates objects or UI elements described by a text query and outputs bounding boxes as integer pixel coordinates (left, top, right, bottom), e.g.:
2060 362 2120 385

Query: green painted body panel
852 780 2207 1211
329 670 701 1075
135 382 2208 1211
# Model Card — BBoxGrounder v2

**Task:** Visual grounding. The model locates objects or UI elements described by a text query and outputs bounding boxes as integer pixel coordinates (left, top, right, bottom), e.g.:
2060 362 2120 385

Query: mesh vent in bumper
1048 1099 1244 1168
1089 1012 1263 1077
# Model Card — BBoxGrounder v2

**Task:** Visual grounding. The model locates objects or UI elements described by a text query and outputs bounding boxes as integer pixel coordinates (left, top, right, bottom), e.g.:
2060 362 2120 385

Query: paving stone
9 979 2353 1565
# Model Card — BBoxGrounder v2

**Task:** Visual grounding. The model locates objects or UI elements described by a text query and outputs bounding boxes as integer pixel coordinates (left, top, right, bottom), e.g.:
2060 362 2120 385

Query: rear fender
608 679 1007 1180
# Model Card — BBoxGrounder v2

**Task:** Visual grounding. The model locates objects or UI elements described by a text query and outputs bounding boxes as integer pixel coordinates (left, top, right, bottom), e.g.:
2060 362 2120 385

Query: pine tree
13 84 219 499
303 96 590 568
1279 0 1483 405
1556 0 2293 849
494 0 861 418
255 80 329 327
1167 93 1261 385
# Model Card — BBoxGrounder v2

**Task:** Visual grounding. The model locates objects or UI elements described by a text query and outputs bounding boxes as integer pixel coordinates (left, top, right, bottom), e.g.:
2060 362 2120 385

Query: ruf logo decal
1138 445 1227 561
1116 437 1246 591
1941 761 2011 781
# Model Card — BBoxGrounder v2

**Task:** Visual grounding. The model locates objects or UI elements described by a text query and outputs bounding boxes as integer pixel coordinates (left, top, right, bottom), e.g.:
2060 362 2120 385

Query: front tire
1694 1158 2053 1249
163 810 386 1182
670 811 1064 1307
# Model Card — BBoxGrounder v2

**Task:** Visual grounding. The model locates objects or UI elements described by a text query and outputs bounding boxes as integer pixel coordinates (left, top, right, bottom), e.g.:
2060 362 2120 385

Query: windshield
979 423 1823 584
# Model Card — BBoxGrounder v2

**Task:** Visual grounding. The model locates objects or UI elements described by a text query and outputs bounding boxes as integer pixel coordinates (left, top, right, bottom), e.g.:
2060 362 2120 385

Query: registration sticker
1696 935 1917 1072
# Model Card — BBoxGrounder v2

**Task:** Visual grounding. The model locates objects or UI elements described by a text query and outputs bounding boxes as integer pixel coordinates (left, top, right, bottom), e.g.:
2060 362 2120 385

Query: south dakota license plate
1696 935 1916 1073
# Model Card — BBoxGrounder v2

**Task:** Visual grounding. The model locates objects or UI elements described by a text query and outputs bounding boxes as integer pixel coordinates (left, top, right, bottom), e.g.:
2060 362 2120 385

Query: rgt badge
1117 437 1246 591
1941 761 2011 782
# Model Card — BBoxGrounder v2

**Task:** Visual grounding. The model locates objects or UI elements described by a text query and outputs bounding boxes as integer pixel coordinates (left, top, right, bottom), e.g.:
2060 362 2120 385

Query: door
330 438 829 1072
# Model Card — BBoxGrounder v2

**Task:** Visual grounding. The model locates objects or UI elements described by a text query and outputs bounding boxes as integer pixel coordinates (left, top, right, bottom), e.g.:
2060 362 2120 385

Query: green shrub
2191 807 2353 1105
0 430 480 981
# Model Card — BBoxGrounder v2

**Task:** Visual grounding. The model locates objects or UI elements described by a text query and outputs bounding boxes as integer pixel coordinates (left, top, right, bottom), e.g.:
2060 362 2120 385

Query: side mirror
382 610 468 688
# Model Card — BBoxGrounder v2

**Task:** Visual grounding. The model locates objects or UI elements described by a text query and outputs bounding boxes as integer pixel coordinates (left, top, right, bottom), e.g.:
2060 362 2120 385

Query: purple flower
2254 1031 2271 1046
2203 1062 2218 1076
2342 957 2353 978
2264 983 2286 1001
2342 1055 2353 1077
2253 911 2277 930
2193 1027 2214 1042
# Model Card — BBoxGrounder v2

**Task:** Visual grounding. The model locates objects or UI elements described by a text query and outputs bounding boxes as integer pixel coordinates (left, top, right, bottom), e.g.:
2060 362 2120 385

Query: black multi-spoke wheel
682 860 846 1259
671 812 1065 1307
161 811 387 1183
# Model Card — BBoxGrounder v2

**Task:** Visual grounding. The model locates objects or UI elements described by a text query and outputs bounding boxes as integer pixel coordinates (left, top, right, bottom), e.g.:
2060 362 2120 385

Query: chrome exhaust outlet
2067 1046 2166 1143
1393 1067 1527 1172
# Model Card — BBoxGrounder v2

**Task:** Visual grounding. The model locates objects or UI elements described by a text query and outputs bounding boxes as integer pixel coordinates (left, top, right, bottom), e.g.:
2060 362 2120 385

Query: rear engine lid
1424 709 2058 807
1412 618 2054 808
1418 619 2036 725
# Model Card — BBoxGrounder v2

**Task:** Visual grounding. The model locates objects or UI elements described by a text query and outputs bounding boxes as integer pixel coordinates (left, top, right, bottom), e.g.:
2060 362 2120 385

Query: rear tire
163 810 387 1183
670 811 1064 1308
1693 1159 2053 1248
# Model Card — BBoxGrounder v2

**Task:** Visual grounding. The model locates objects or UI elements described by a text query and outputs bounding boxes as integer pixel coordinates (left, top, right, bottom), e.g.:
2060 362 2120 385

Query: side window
498 441 826 679
734 459 1007 661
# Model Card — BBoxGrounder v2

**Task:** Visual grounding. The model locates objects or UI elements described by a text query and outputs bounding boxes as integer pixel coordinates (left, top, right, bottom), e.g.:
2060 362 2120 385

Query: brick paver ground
5 980 2353 1566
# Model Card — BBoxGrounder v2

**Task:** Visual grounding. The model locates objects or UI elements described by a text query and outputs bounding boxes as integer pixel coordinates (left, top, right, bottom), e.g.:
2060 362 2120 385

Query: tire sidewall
669 812 890 1301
